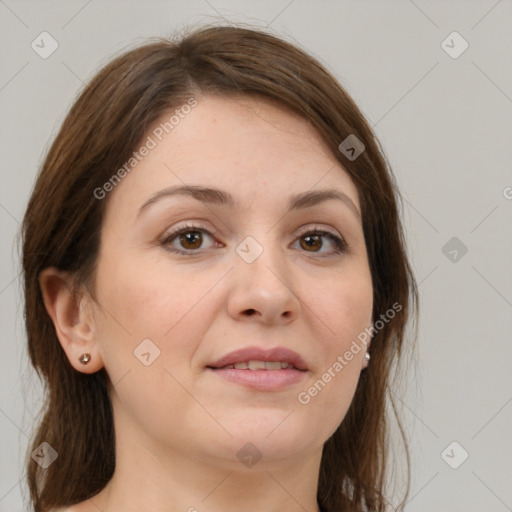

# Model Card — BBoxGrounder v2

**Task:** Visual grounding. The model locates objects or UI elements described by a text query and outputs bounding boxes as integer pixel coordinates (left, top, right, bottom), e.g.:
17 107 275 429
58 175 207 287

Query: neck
89 407 324 512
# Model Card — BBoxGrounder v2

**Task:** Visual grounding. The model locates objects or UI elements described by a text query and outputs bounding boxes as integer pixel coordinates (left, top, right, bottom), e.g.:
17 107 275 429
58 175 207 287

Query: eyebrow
137 185 361 221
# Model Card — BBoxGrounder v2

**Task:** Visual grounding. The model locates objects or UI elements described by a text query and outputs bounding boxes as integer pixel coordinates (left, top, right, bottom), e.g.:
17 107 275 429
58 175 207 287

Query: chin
210 413 321 462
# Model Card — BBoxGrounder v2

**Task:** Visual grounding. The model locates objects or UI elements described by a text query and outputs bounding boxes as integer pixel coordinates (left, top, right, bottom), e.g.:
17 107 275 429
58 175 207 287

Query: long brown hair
22 24 418 512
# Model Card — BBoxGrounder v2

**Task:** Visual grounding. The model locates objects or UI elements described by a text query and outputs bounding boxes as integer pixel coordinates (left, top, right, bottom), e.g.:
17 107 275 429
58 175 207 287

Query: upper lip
207 346 308 371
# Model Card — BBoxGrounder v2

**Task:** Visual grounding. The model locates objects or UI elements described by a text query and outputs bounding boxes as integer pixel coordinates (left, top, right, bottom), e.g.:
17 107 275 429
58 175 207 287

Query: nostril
244 309 256 316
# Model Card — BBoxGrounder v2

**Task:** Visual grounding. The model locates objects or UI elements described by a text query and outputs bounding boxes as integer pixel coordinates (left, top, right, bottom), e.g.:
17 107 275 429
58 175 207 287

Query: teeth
248 360 266 370
224 361 293 370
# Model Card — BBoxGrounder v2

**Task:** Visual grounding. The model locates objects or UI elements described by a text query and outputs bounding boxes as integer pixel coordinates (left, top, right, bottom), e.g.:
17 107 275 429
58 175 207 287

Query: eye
293 228 347 257
160 224 347 258
160 224 221 254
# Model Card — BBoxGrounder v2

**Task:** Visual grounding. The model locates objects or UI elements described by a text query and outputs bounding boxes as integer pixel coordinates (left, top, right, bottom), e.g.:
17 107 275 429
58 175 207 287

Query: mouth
206 347 308 391
209 360 300 370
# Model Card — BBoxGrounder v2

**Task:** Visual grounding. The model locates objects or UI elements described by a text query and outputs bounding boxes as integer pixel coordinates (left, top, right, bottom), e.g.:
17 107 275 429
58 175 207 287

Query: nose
226 242 300 325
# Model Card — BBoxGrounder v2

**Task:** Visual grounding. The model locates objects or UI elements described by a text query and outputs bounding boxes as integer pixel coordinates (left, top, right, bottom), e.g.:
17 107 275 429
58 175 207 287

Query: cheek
96 248 190 333
308 263 373 349
94 252 225 374
296 265 372 425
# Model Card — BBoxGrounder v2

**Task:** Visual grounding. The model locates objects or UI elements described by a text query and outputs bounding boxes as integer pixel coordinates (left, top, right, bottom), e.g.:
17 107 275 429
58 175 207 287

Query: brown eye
161 225 219 254
293 229 347 257
300 234 323 252
179 231 203 250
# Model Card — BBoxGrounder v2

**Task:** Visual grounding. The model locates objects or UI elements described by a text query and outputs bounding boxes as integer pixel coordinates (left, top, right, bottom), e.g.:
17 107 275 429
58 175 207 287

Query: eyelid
295 223 340 238
160 221 219 239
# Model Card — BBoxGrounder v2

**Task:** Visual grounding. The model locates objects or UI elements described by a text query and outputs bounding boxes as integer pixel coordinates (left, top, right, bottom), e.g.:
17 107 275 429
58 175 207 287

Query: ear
39 267 103 374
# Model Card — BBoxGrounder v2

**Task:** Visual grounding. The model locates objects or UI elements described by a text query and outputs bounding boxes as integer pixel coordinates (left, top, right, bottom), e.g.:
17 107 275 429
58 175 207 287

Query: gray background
1 1 511 510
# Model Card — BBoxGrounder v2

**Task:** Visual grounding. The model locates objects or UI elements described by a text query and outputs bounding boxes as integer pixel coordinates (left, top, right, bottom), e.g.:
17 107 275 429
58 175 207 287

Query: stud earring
79 353 91 365
365 352 370 363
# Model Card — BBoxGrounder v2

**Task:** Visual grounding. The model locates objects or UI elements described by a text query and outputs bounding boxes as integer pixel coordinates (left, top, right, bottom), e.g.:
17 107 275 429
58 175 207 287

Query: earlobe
362 317 373 370
362 350 371 370
38 267 103 373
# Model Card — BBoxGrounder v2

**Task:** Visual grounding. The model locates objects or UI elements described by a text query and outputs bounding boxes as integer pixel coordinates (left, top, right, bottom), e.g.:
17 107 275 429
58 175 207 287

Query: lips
207 346 308 372
206 346 308 391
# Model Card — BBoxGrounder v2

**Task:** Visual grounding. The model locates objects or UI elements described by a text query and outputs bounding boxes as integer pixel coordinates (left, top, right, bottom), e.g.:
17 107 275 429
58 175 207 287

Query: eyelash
160 223 348 258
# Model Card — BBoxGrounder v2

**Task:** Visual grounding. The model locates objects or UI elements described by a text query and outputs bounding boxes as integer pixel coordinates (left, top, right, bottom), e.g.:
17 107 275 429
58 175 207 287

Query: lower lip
207 368 307 391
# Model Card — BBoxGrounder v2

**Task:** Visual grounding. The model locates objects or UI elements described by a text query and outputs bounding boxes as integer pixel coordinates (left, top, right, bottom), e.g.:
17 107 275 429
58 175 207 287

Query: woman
22 25 418 512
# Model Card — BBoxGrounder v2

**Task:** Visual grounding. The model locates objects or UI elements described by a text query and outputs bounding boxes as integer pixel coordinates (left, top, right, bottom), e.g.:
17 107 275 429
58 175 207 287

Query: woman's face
89 94 373 469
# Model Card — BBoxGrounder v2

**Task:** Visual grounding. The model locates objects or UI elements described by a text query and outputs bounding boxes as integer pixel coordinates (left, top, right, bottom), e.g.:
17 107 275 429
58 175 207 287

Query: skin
41 94 373 512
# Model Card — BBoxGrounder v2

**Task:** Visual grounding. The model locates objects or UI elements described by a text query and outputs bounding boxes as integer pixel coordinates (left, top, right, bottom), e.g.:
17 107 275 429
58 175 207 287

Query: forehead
103 94 360 221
